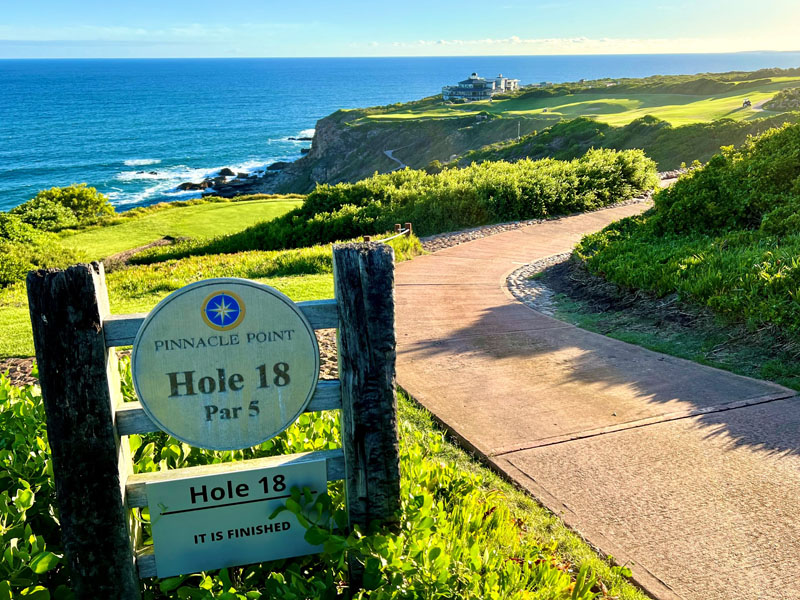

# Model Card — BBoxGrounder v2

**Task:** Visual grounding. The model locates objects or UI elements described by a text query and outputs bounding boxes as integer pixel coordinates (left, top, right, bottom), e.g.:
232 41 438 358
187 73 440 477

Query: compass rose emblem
202 291 245 331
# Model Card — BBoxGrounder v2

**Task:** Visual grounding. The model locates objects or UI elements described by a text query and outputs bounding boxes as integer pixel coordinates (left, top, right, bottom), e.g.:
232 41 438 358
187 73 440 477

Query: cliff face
261 110 550 194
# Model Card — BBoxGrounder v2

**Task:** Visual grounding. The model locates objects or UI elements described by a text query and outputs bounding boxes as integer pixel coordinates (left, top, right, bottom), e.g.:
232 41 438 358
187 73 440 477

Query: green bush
18 184 115 225
142 149 657 260
0 214 86 287
575 122 800 338
0 213 40 243
765 86 800 112
651 122 800 235
458 113 800 171
10 196 79 231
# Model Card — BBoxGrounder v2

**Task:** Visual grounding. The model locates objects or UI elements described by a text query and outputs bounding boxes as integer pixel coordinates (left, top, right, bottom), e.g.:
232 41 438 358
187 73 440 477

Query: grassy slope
575 122 800 340
398 393 646 599
0 236 422 358
457 112 800 171
367 77 800 126
59 196 303 259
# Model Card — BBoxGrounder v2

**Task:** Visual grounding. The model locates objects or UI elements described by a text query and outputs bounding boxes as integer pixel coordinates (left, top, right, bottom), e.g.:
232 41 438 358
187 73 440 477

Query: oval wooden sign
131 278 320 450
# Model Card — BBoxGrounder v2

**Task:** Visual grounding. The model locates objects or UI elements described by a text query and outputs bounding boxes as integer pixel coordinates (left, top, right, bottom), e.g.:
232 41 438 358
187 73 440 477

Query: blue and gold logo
202 291 245 331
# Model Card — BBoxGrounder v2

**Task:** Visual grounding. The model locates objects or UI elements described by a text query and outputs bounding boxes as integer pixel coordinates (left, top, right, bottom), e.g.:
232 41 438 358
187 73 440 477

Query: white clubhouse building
442 72 520 101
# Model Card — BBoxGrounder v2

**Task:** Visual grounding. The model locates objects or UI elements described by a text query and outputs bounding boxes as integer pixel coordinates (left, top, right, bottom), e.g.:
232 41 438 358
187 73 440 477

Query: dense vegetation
0 185 118 286
0 191 303 288
765 86 800 112
11 184 115 231
456 113 800 171
575 122 800 337
0 359 641 599
134 149 657 261
0 214 85 287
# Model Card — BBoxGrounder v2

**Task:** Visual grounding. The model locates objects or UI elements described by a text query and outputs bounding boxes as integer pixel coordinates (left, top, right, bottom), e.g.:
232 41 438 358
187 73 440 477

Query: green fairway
59 196 303 259
366 78 800 126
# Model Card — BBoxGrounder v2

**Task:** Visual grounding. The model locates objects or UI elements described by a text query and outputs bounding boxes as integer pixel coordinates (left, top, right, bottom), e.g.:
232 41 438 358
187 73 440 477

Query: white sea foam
110 153 303 208
298 128 315 138
123 158 162 167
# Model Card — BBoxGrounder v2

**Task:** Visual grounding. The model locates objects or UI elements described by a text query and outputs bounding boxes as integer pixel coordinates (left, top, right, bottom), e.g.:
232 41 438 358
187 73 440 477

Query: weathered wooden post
333 243 401 532
394 224 402 235
334 243 401 588
27 263 140 600
403 222 413 237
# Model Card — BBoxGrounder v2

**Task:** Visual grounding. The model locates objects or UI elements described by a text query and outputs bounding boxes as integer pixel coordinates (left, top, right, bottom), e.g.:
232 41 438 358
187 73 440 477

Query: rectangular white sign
146 457 327 577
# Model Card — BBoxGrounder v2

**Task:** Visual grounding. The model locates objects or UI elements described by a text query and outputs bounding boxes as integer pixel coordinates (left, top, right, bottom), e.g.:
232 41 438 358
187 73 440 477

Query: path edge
398 384 683 600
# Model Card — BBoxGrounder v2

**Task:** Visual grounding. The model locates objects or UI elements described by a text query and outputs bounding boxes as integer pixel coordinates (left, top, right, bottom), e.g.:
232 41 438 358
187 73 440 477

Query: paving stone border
506 253 571 316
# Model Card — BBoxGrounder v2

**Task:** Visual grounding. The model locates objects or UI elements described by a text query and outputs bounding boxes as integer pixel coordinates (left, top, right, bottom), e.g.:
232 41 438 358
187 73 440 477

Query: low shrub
0 214 85 287
10 197 79 231
138 149 657 260
20 184 115 224
575 122 800 338
650 122 800 235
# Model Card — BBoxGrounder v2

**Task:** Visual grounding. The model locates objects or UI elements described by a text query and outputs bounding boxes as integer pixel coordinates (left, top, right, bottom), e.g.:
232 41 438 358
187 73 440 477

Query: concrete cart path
394 203 800 600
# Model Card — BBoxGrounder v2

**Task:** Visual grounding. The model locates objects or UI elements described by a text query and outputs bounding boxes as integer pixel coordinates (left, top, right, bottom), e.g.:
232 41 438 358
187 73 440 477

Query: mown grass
59 196 303 259
0 235 422 358
366 77 800 127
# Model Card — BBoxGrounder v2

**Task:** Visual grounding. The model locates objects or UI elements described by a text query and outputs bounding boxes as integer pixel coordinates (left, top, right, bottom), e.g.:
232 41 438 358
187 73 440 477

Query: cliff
210 106 552 197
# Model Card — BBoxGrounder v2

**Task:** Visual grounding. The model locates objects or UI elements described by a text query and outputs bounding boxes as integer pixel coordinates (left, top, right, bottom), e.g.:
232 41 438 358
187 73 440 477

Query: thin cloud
363 34 800 55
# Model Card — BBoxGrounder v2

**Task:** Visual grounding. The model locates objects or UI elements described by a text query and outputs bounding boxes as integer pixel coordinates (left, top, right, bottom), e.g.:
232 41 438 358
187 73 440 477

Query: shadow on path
400 303 799 457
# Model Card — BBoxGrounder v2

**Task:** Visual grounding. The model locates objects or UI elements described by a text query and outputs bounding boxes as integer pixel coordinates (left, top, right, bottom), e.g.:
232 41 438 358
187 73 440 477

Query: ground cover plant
0 363 646 599
527 258 800 391
0 214 85 288
574 121 800 338
134 149 658 260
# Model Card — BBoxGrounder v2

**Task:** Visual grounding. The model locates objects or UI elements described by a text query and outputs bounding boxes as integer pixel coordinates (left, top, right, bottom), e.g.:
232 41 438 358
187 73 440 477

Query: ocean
2 52 800 212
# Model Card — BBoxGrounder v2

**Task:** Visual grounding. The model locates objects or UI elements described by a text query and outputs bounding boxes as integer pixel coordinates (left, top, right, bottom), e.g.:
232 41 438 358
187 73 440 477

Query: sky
1 0 799 59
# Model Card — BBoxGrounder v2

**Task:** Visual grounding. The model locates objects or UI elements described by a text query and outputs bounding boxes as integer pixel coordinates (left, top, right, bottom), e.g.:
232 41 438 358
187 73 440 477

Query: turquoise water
1 53 799 211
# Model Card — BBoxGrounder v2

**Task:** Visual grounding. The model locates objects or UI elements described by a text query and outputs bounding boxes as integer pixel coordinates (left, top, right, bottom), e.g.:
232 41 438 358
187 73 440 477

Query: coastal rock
267 161 292 170
288 136 313 141
300 148 311 154
218 167 236 177
237 172 249 178
177 180 211 191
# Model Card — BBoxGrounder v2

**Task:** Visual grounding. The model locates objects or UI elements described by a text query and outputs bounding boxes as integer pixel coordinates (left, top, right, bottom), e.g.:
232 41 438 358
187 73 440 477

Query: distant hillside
454 112 800 171
213 67 800 195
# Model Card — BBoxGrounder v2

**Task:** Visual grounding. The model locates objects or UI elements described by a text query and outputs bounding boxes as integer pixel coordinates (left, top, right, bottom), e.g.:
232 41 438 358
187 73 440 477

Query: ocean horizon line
2 50 800 61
